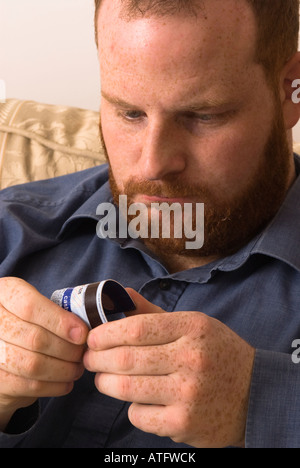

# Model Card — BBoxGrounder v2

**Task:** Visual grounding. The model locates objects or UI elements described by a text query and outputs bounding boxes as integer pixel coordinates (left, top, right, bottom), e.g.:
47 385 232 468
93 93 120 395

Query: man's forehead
97 0 256 33
97 0 253 19
97 0 257 90
97 0 201 19
97 0 257 63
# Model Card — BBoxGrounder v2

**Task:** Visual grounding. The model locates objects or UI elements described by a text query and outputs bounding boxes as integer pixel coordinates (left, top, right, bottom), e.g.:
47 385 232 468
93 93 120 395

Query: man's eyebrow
180 98 234 112
101 90 233 112
101 91 137 108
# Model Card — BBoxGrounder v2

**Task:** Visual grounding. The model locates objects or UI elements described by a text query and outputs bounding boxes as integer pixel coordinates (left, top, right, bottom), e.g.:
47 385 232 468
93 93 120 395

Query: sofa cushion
0 98 300 191
0 99 106 189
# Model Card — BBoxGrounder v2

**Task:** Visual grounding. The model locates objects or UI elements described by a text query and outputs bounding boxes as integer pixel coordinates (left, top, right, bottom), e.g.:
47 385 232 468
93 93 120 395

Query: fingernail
69 326 83 343
87 331 96 349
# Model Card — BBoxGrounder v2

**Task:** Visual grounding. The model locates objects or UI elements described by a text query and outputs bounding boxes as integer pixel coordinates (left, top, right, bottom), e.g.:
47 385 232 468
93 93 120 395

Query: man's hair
94 0 299 81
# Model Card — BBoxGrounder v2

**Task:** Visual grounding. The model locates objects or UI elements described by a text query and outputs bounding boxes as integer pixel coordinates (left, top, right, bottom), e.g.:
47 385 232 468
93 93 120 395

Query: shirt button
159 279 171 291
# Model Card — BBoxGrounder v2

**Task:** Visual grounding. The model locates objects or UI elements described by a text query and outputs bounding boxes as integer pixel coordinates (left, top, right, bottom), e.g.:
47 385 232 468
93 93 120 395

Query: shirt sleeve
246 349 300 448
0 401 40 448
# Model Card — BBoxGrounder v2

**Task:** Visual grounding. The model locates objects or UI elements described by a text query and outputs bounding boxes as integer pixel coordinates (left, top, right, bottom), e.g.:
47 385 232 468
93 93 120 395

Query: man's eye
185 112 215 122
196 114 214 121
183 111 233 125
120 110 144 121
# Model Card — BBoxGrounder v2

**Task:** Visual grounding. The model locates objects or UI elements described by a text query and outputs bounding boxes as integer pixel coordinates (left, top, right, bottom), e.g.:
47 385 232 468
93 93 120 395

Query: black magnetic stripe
84 283 103 329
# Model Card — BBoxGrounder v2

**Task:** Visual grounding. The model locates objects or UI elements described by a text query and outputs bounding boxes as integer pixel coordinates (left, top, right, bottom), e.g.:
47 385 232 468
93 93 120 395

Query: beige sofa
0 98 299 191
0 99 106 190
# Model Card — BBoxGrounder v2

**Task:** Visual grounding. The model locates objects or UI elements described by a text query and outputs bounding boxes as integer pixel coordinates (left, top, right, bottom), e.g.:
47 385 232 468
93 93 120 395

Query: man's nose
139 120 187 180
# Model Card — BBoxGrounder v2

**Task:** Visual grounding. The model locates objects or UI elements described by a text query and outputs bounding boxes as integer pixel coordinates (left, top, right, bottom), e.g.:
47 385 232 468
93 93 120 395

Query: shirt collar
249 154 300 272
60 156 300 278
58 166 113 237
214 154 300 275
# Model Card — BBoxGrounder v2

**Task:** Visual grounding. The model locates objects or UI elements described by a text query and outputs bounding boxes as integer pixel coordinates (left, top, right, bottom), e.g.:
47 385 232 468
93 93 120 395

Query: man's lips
135 194 197 204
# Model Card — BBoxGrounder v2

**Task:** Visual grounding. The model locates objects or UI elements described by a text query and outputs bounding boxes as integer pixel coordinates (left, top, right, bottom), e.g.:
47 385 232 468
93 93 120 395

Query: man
0 0 300 448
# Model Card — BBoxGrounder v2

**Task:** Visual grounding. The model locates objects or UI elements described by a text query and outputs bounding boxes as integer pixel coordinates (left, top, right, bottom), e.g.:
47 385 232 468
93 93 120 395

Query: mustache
123 178 210 199
108 161 214 201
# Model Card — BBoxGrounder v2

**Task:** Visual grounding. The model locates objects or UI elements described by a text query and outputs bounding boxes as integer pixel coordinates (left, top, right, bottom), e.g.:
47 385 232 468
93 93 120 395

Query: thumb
125 288 165 316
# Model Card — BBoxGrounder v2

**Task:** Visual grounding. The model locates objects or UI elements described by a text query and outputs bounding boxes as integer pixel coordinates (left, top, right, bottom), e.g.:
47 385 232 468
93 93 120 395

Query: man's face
97 0 294 259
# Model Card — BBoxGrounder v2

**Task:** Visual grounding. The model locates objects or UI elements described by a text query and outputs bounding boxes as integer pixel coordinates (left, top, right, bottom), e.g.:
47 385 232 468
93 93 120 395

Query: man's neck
150 249 221 273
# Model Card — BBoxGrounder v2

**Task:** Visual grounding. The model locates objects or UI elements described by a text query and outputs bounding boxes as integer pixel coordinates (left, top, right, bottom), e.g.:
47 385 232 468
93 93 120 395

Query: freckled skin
84 289 255 448
0 277 88 432
0 0 299 447
87 0 300 447
98 0 296 274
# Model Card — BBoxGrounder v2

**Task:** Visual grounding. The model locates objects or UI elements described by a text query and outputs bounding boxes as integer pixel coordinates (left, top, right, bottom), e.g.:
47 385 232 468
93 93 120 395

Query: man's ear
280 51 300 130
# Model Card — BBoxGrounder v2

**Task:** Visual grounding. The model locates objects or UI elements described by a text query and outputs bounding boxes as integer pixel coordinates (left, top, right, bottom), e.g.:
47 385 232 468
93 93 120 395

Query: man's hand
0 277 89 431
84 289 255 448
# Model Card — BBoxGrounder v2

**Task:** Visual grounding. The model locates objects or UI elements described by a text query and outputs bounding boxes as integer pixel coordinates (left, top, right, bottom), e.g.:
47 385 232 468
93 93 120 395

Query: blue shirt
0 157 300 448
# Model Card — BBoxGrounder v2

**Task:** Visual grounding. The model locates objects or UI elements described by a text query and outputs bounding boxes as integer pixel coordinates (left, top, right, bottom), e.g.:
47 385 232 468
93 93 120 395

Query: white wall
1 0 300 140
0 0 100 111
